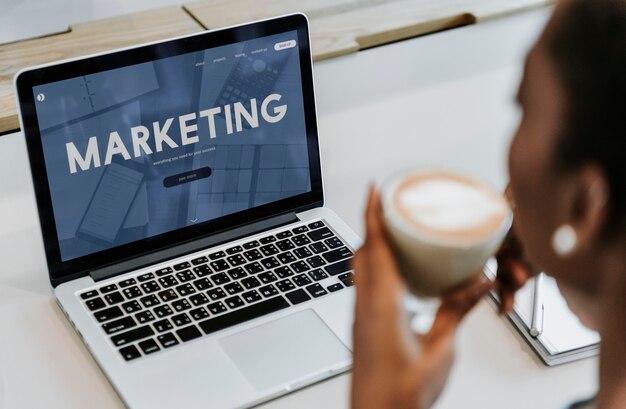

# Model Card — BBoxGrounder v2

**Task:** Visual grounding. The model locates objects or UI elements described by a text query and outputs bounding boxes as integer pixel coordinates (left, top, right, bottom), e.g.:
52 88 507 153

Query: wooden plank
185 0 552 61
0 6 204 133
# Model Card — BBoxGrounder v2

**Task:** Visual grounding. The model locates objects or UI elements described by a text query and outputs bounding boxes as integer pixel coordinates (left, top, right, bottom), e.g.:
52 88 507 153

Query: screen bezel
15 14 323 287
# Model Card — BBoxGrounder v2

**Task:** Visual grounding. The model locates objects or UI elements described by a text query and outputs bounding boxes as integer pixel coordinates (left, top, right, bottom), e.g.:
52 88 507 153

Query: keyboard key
176 283 196 297
121 300 142 314
138 338 160 355
323 247 353 264
119 278 137 288
171 313 191 327
292 226 309 234
293 247 312 259
276 279 295 292
308 269 328 281
324 237 343 249
241 276 261 289
291 261 311 274
157 333 179 348
153 319 173 333
309 242 328 254
191 256 209 266
275 239 295 251
207 287 227 300
307 227 333 242
307 256 326 268
259 284 279 298
111 325 154 347
176 270 195 283
80 290 98 300
224 296 245 309
85 297 106 311
338 272 354 281
227 267 247 280
277 252 296 264
293 274 312 287
138 273 155 282
242 290 262 303
102 316 137 335
306 283 328 298
171 299 192 312
324 259 353 276
122 286 143 299
259 236 276 244
199 296 289 335
155 267 173 276
327 283 344 292
342 277 355 287
260 257 280 270
140 281 160 294
158 289 178 303
285 289 311 305
100 284 118 294
260 243 279 256
243 240 260 249
244 262 263 275
189 293 209 306
227 254 247 267
226 245 243 255
189 307 210 320
224 282 244 295
243 249 263 261
258 271 278 284
176 325 202 342
104 292 124 305
94 306 123 322
154 305 174 318
292 234 311 247
119 345 141 361
193 264 212 277
207 301 227 315
158 275 178 288
209 251 226 260
173 261 191 271
140 295 160 308
210 259 229 272
135 310 155 324
307 221 325 230
274 266 294 278
276 231 293 239
193 277 213 291
211 272 230 285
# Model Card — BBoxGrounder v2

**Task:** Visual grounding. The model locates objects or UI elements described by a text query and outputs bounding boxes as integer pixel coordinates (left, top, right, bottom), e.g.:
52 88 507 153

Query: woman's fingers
428 278 494 339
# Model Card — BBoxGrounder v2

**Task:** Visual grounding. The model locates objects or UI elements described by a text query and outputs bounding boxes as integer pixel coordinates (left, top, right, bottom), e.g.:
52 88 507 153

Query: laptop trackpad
219 309 351 391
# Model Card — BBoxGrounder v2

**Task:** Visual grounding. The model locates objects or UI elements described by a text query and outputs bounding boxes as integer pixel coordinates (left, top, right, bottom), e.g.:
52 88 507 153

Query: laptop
15 14 360 408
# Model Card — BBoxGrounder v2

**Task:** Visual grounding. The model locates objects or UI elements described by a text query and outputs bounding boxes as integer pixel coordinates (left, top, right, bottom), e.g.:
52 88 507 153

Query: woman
351 1 626 408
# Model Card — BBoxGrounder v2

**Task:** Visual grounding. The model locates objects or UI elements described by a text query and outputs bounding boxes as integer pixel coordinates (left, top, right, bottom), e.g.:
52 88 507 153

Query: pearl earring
552 224 577 257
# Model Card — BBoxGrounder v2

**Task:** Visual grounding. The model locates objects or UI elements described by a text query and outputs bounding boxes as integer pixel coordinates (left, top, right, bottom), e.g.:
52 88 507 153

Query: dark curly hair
547 0 626 227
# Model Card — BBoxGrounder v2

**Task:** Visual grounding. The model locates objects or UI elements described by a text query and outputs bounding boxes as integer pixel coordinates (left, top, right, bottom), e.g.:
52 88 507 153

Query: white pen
530 272 545 337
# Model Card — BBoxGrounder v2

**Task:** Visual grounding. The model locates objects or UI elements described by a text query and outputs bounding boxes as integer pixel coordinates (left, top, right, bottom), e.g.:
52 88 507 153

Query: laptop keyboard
78 220 355 361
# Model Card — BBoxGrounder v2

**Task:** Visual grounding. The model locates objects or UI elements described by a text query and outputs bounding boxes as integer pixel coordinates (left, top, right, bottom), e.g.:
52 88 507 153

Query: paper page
514 275 600 355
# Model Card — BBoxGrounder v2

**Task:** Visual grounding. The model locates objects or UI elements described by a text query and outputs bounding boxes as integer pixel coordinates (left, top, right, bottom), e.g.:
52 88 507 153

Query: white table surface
0 6 598 409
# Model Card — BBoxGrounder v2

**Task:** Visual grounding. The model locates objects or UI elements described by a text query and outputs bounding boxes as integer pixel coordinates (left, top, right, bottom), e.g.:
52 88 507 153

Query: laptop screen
30 30 312 263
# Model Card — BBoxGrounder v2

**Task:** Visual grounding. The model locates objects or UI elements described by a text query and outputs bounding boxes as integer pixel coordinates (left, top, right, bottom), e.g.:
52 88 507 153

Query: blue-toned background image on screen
33 31 311 261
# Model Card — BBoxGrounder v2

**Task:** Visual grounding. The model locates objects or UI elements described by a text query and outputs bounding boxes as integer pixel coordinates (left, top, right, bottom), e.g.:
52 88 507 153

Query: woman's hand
351 186 493 409
494 185 538 314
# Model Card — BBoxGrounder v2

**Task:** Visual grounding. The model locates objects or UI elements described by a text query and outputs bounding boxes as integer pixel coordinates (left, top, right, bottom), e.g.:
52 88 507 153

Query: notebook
486 261 600 366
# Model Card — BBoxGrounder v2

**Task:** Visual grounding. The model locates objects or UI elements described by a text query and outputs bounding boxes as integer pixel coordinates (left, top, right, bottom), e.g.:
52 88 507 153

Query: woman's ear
567 164 611 254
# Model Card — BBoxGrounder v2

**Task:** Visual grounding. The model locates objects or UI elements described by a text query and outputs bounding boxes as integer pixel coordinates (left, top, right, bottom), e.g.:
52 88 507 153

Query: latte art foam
392 172 509 242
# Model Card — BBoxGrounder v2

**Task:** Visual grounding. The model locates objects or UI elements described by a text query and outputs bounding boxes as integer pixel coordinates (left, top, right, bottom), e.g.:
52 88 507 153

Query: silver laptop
15 14 360 408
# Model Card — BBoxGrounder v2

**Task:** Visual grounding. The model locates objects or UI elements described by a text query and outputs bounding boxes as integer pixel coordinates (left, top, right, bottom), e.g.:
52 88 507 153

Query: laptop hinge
90 212 299 282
